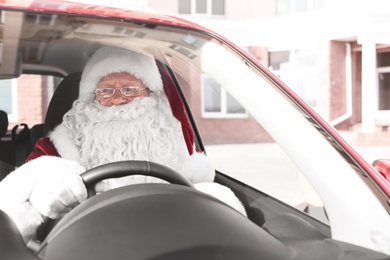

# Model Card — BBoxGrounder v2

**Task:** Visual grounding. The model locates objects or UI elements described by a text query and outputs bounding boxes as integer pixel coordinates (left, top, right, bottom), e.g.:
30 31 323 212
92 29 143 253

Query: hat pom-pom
183 151 215 184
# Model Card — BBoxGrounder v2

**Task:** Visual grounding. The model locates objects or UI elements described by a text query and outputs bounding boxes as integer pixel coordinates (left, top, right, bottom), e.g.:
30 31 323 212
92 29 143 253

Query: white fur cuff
194 182 247 216
0 201 43 243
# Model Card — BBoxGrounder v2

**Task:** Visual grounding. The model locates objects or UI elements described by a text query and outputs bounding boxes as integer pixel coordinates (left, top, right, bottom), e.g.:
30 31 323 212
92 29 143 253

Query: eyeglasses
94 86 147 98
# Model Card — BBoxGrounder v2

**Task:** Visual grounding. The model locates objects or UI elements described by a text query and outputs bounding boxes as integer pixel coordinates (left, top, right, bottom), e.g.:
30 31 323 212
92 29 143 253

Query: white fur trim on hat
79 46 163 98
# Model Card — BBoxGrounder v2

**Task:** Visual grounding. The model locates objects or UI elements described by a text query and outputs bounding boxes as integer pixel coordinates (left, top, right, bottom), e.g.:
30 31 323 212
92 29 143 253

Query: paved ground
204 136 390 222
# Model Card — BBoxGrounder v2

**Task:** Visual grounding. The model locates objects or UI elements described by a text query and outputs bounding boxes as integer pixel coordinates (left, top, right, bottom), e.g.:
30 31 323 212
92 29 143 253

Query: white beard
61 93 190 185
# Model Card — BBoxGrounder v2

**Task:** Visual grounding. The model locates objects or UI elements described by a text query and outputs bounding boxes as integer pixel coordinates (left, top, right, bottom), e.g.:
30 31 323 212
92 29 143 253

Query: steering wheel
82 160 194 195
34 160 194 243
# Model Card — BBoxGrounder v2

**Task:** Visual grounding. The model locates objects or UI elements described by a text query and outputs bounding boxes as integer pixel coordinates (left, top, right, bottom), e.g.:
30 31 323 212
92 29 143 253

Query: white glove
29 166 87 219
194 182 247 216
0 156 87 242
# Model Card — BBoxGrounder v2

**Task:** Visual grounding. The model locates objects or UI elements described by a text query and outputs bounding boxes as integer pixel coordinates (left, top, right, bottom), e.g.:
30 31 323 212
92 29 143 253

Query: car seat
29 123 44 149
11 123 33 167
20 72 81 164
0 110 8 141
43 72 81 136
0 111 36 177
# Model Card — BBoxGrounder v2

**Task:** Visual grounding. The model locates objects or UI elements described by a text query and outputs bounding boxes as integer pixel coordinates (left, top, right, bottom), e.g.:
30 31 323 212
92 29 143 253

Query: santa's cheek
98 100 111 106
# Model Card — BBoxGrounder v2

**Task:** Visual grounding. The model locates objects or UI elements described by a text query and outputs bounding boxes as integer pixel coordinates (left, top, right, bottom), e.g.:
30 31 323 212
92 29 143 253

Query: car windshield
0 7 385 214
1 7 390 254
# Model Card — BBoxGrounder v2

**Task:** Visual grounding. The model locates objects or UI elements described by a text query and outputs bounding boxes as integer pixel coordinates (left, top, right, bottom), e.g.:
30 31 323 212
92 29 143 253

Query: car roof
0 0 242 79
0 0 210 31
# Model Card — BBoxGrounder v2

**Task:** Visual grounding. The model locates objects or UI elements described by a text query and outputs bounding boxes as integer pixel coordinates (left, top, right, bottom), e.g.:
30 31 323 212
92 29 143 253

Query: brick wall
9 75 48 129
329 41 348 129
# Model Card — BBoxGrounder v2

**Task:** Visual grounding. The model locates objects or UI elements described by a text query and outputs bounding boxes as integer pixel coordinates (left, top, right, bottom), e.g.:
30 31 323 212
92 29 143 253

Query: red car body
0 1 389 259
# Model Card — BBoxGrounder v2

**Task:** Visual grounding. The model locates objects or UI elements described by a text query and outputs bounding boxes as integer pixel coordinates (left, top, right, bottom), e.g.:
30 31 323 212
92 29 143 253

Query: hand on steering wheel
34 160 194 243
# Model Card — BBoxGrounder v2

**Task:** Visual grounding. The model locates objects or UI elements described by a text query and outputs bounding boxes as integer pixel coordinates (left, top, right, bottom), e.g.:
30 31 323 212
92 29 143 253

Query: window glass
196 0 207 14
226 93 245 114
378 72 390 110
377 52 390 67
0 80 14 114
178 0 191 14
199 64 325 222
204 76 221 112
179 0 225 16
276 0 291 16
295 0 308 12
377 52 390 111
0 79 16 121
202 75 246 117
212 0 225 15
197 42 327 222
159 27 366 223
206 141 325 218
269 48 319 110
1 75 59 127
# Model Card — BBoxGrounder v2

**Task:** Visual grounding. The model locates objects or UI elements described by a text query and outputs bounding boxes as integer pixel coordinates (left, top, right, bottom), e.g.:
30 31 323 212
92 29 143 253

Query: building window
378 72 390 110
0 10 5 24
196 0 207 14
377 52 390 112
276 0 325 15
179 0 191 14
276 0 291 15
202 74 246 118
179 0 225 16
0 79 17 122
211 0 224 15
269 48 319 108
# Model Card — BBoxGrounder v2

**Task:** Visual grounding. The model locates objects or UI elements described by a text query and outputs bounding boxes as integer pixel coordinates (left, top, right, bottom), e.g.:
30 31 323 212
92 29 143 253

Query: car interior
0 110 13 178
0 111 32 179
0 7 388 260
0 49 386 260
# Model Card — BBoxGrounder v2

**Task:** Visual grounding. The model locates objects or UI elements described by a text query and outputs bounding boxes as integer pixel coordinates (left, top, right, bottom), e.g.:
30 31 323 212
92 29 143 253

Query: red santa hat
79 46 195 155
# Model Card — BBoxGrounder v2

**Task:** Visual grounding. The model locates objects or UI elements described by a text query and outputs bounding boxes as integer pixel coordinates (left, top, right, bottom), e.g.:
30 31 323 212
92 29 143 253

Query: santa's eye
95 88 115 98
94 86 147 98
120 86 145 96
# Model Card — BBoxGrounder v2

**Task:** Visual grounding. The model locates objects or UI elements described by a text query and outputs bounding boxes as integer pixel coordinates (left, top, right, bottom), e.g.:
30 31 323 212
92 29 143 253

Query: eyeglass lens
96 86 144 98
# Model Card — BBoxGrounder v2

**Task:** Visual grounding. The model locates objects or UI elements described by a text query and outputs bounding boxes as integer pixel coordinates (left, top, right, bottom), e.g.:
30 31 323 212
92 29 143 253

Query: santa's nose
109 90 131 106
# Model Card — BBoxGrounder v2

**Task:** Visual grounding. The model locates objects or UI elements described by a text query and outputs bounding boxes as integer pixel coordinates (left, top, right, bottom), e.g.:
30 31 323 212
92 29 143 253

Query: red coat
26 137 60 162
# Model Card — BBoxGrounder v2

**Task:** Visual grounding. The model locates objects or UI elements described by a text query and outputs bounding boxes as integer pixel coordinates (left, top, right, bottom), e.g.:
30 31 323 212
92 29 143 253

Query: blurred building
2 0 390 145
145 0 390 144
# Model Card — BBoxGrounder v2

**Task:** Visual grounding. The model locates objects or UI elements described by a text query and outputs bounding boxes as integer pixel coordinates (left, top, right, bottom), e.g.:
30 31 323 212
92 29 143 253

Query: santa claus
0 46 246 243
